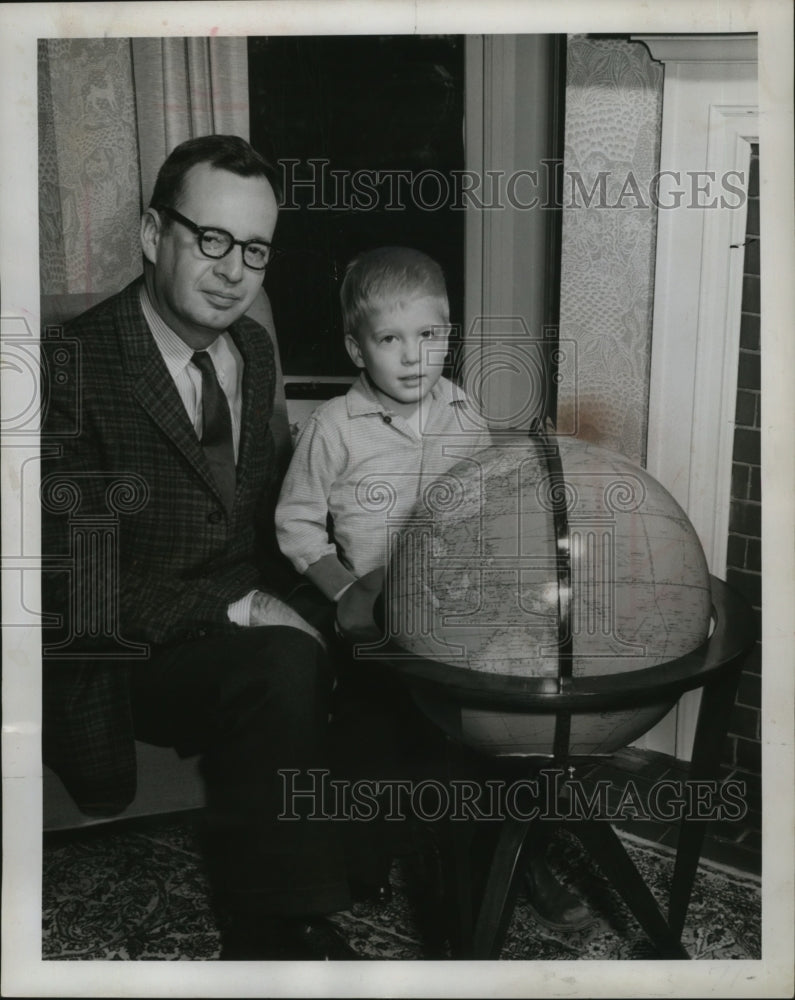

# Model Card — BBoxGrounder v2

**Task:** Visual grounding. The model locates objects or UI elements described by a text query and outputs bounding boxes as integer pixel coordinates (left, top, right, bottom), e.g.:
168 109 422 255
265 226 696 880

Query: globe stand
340 573 756 959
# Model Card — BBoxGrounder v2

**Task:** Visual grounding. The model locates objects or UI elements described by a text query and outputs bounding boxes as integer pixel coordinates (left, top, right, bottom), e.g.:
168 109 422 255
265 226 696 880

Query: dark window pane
249 35 465 379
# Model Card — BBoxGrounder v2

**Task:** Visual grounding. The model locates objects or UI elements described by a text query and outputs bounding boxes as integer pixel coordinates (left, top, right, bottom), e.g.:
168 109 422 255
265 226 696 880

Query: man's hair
149 134 282 210
340 246 450 338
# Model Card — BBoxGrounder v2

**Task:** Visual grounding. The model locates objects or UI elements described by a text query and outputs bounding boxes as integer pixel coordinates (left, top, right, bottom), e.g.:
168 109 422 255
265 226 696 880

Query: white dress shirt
139 285 244 460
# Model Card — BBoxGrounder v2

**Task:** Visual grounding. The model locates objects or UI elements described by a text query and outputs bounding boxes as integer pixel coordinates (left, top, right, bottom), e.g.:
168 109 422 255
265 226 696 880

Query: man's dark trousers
129 624 350 918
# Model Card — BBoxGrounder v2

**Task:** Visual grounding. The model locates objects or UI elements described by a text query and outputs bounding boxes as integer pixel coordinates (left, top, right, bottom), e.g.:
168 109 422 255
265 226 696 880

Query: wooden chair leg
572 820 689 959
471 818 535 958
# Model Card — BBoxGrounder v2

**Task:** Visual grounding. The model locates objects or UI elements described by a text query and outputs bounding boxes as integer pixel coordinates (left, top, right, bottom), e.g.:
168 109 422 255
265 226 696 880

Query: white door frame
633 34 758 759
465 35 759 761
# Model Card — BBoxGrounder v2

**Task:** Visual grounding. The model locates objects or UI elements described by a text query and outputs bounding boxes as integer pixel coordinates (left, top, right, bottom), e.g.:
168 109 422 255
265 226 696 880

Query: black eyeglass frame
155 204 282 271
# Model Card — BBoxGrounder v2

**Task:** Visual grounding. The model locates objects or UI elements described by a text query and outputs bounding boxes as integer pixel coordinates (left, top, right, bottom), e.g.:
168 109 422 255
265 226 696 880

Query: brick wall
723 145 761 787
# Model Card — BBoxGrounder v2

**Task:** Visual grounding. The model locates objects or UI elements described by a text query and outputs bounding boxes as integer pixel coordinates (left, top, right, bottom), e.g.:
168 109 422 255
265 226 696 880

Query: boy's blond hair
340 246 450 338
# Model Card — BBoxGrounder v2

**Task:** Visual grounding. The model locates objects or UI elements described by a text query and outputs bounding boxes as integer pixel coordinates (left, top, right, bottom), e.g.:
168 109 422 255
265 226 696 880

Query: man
41 134 358 960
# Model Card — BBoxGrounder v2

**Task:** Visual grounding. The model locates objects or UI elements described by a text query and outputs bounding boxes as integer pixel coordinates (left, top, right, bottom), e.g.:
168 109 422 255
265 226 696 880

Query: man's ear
140 209 161 265
344 333 366 369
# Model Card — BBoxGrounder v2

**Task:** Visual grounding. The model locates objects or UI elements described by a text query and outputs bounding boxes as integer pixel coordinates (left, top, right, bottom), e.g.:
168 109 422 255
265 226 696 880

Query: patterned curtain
38 38 143 297
38 37 249 297
131 37 250 208
557 35 663 465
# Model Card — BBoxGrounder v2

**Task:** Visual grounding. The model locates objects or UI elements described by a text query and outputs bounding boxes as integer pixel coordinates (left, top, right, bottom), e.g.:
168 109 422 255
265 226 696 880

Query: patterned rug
42 813 760 961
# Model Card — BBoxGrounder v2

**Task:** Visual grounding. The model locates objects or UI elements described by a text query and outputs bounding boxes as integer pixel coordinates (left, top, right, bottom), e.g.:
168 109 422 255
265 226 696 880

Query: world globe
382 434 713 757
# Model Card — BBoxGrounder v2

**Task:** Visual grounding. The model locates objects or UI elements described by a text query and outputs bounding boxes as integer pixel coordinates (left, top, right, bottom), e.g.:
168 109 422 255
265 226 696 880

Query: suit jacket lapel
114 280 229 505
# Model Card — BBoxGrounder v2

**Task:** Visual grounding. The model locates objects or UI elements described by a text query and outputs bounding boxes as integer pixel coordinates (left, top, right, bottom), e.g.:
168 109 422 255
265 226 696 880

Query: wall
557 36 663 464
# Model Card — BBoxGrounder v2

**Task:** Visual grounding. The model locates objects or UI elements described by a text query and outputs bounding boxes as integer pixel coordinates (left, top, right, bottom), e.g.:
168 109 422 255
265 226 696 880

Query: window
249 35 465 387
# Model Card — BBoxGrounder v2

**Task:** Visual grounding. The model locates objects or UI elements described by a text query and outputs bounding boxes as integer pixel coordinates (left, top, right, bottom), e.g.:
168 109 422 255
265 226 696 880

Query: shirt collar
346 371 466 418
139 283 235 376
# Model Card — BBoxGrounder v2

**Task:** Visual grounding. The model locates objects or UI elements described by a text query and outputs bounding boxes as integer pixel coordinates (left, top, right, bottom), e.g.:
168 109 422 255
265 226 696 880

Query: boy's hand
304 552 357 603
336 568 385 642
249 590 327 650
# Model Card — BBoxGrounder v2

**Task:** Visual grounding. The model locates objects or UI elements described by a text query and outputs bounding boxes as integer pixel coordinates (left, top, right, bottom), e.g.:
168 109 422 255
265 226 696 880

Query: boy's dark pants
287 582 446 887
285 582 556 915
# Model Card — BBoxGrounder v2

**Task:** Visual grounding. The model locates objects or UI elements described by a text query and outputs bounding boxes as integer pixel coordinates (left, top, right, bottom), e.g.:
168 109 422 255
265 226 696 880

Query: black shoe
349 877 393 905
220 916 361 960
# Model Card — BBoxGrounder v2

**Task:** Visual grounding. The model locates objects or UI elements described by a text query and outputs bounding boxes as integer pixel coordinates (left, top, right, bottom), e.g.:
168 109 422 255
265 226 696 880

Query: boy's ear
345 333 366 369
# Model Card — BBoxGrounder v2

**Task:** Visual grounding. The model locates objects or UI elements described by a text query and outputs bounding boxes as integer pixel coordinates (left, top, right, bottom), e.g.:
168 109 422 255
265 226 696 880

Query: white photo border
2 2 793 997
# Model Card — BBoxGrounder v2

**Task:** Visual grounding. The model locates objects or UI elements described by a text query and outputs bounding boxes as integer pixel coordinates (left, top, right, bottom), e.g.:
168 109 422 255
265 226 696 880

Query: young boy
276 245 489 607
276 246 590 932
275 246 488 908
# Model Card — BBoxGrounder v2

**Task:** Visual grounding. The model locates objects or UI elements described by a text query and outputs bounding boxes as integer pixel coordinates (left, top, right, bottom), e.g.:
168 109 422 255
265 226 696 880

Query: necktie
191 351 236 513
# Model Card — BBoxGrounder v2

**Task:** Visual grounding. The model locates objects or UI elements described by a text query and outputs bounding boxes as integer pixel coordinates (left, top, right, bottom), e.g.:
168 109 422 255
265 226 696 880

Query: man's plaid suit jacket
41 278 296 814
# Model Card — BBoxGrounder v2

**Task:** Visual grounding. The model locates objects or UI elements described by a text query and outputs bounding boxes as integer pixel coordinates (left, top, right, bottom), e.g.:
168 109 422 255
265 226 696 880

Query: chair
341 571 756 958
41 288 292 831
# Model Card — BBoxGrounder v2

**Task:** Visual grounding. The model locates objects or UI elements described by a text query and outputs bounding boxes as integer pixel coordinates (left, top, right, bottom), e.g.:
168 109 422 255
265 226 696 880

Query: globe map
385 435 713 756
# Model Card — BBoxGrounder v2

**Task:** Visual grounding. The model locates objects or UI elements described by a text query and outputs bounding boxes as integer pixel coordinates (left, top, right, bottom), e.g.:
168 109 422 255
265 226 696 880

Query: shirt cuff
279 541 339 575
228 590 257 626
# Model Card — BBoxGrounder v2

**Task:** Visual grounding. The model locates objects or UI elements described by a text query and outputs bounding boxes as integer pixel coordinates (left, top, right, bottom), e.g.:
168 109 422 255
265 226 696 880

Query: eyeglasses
156 205 281 271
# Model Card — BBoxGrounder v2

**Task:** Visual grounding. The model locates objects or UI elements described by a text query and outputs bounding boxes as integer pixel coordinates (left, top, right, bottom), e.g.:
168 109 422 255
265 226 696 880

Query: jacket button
383 414 392 424
207 510 223 524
